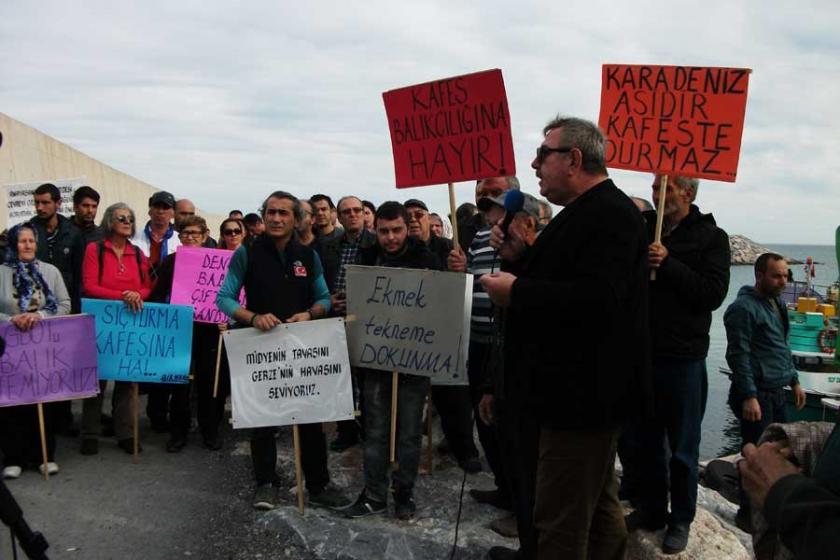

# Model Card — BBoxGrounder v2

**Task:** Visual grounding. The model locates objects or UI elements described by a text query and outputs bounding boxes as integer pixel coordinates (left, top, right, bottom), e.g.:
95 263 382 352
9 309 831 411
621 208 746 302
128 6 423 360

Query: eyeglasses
115 215 134 224
407 210 427 221
180 230 203 238
535 145 573 164
222 228 242 236
339 207 363 216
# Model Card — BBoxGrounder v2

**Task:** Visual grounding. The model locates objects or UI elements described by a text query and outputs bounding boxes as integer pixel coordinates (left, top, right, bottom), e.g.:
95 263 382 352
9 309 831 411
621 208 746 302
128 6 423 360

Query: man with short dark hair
242 213 265 237
482 116 650 559
229 209 244 220
319 195 377 452
71 185 103 248
30 182 86 436
344 201 441 520
725 251 806 530
310 194 342 243
217 191 349 512
622 174 731 554
405 197 481 473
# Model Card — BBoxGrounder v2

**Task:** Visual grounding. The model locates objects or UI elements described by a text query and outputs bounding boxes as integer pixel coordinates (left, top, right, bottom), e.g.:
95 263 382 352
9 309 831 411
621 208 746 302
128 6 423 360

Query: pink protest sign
170 247 245 323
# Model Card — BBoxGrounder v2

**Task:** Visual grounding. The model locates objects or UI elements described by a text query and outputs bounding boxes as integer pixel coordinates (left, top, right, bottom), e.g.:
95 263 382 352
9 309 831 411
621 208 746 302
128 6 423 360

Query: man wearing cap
404 198 481 473
448 177 520 527
132 190 182 433
132 191 182 280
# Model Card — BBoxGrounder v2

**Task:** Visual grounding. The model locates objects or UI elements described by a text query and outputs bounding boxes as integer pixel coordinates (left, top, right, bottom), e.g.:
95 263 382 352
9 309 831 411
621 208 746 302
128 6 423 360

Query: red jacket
82 238 153 300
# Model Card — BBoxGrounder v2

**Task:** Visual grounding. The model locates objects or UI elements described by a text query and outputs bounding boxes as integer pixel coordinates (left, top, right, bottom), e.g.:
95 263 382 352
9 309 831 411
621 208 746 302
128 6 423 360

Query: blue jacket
724 285 799 397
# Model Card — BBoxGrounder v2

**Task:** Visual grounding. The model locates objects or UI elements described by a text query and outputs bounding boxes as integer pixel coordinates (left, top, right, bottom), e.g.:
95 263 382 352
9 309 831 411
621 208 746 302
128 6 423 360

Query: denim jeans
362 370 430 503
634 358 708 524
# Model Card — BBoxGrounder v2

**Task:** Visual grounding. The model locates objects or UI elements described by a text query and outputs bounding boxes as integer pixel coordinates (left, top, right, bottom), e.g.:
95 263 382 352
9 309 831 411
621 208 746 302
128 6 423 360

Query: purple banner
0 315 99 407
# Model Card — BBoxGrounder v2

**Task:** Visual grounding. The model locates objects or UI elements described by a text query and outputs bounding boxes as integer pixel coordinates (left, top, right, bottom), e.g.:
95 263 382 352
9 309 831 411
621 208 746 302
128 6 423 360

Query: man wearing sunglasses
217 190 349 512
318 195 377 452
482 116 650 560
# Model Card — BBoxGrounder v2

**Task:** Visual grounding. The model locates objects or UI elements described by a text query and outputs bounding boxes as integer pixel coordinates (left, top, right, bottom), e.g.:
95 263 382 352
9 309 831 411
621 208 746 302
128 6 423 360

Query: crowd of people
0 114 837 560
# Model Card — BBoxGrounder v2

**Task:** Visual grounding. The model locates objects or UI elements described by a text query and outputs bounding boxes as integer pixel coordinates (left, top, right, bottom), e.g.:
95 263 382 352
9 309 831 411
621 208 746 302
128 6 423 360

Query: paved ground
0 398 514 560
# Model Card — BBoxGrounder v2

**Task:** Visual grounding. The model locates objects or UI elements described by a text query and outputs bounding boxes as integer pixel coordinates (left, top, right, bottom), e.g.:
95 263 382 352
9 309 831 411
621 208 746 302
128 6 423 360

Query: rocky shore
730 234 802 265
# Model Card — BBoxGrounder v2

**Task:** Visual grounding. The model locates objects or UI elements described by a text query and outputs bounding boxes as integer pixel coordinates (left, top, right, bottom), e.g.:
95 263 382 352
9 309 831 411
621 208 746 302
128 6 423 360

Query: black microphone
499 189 525 235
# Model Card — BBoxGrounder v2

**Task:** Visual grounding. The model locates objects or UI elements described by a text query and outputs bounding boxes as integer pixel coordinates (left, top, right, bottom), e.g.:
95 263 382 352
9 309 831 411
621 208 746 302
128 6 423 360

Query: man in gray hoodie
724 251 806 530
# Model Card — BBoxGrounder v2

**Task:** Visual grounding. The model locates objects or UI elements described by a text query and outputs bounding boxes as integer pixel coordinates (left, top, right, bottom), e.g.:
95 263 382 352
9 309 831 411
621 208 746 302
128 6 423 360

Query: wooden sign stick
292 424 305 514
213 332 225 398
448 182 460 251
390 370 399 464
650 174 669 281
37 403 49 480
132 383 140 464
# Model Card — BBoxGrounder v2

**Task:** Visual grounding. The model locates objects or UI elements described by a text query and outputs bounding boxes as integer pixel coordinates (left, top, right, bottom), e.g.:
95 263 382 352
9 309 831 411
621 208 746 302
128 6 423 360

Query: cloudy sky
2 1 838 244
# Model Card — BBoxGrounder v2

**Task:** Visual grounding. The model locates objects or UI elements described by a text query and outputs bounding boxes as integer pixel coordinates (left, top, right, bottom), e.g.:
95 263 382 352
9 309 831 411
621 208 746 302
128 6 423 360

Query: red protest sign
598 64 751 182
383 69 515 188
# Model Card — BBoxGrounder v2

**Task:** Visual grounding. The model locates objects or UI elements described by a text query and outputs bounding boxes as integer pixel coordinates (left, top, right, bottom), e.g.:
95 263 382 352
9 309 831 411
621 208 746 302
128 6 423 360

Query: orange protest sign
383 69 515 188
598 64 751 182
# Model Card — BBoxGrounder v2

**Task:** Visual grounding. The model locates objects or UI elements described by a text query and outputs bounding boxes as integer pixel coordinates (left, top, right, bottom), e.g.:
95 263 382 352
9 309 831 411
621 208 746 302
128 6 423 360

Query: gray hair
672 176 700 202
100 202 137 237
504 176 520 190
261 191 303 222
336 195 363 211
543 116 607 175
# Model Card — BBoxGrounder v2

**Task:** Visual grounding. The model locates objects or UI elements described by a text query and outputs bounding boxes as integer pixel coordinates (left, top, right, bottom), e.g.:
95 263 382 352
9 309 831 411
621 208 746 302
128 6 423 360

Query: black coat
504 179 651 430
30 214 84 312
357 237 442 271
643 206 730 360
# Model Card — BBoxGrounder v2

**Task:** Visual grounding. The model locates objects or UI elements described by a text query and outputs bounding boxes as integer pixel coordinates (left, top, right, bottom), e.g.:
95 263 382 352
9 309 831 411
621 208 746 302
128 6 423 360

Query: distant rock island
730 234 802 265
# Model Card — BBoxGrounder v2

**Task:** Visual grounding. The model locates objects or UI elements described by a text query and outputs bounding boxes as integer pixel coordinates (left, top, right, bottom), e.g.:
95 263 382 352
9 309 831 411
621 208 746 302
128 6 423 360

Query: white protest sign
3 178 83 227
224 317 354 429
345 265 473 385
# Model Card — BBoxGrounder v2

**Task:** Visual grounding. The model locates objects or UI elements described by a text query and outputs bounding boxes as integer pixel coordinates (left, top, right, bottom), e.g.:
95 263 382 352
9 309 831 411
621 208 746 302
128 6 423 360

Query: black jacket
30 214 84 312
643 205 730 360
358 237 442 271
426 234 453 271
319 229 377 292
504 179 651 430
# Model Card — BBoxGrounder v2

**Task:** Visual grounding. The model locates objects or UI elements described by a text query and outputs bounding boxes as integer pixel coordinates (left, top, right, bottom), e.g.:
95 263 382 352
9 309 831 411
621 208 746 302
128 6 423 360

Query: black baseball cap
149 191 176 208
403 199 428 212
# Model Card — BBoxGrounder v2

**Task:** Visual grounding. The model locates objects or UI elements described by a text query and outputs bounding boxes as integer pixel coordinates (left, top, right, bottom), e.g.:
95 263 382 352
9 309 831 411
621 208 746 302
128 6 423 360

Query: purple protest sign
170 247 245 323
0 315 99 407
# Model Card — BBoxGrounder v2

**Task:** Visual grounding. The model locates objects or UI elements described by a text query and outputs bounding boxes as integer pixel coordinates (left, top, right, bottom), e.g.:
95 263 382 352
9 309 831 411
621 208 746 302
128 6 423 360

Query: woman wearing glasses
0 223 72 479
218 218 246 251
80 203 152 455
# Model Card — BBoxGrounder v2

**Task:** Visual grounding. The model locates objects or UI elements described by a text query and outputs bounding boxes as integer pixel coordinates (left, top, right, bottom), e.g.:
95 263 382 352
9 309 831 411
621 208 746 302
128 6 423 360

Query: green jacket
724 285 798 398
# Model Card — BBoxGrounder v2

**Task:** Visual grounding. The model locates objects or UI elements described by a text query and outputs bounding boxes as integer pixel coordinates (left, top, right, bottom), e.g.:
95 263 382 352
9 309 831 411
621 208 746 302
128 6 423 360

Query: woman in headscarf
0 223 71 479
80 203 152 455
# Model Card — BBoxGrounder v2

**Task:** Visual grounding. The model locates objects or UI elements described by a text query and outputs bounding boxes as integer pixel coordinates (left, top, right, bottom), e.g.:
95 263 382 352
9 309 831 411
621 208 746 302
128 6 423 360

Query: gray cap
477 192 542 221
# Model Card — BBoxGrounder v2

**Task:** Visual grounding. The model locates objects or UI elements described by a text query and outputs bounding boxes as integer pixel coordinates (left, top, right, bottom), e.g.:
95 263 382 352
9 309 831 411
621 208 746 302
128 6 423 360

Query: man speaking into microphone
481 116 650 560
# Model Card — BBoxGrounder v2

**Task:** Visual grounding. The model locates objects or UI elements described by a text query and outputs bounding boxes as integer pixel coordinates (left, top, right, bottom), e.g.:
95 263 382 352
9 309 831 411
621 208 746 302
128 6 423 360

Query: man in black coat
621 175 730 553
482 116 650 560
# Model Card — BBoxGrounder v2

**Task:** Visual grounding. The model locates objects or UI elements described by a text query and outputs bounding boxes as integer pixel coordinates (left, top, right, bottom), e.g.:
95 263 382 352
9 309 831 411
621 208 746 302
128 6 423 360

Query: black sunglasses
223 228 242 236
535 145 573 164
115 215 134 224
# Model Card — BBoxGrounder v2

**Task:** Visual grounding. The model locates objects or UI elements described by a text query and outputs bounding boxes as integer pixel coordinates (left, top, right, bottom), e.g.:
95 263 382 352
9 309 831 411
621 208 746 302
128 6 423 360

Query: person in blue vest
216 190 350 512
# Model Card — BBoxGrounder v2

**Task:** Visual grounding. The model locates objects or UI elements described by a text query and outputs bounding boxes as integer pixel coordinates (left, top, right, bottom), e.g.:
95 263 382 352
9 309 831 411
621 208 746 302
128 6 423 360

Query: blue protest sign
81 299 193 383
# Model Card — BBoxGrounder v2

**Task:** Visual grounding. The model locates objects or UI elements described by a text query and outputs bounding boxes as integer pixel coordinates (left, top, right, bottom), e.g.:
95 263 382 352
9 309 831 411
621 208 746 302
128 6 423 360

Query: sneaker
329 433 359 453
458 456 482 474
662 522 690 554
38 462 59 475
166 436 187 453
469 488 512 511
309 485 352 510
2 466 22 480
117 438 142 454
489 515 519 538
624 509 666 532
487 546 518 560
343 491 386 519
253 484 277 511
80 438 99 456
395 495 417 520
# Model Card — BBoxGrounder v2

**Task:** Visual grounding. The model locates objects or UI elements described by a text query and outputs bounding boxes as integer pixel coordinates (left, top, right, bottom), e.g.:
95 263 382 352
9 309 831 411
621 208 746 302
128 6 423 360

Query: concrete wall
0 112 224 233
